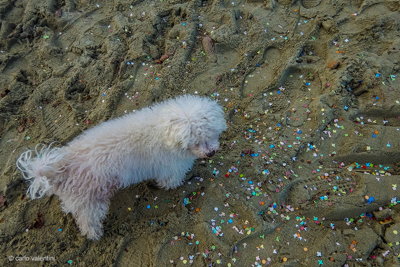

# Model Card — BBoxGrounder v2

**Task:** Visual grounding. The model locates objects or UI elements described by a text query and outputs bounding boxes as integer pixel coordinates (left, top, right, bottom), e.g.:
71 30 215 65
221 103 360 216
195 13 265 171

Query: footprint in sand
301 0 322 9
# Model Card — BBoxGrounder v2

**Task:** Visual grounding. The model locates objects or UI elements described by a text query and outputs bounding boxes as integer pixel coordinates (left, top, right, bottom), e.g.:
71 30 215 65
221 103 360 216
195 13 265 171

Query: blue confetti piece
344 106 349 111
183 198 191 206
367 197 375 204
375 73 382 78
146 204 151 209
262 169 270 175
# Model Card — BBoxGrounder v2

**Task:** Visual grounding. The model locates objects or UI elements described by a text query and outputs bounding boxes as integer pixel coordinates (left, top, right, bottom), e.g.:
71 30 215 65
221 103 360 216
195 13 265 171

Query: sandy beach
0 0 400 266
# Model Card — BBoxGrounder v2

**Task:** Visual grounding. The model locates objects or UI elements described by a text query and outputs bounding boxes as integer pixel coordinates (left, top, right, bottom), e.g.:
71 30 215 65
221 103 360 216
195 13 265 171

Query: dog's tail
16 143 66 199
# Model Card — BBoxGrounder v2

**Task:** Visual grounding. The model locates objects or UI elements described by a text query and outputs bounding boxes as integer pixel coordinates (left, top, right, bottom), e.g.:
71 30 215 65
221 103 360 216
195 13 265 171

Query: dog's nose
206 150 216 157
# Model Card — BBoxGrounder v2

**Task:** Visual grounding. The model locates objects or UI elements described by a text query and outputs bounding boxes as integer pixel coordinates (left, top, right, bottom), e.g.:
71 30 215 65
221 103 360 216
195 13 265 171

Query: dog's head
162 95 227 158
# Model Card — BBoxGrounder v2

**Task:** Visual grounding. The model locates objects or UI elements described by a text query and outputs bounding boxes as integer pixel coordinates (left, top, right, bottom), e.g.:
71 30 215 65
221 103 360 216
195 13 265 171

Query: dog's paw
81 225 103 241
156 178 183 190
75 208 106 240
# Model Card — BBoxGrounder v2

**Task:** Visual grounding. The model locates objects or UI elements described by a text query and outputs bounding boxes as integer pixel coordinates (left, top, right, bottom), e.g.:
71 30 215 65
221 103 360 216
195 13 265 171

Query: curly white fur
16 95 226 240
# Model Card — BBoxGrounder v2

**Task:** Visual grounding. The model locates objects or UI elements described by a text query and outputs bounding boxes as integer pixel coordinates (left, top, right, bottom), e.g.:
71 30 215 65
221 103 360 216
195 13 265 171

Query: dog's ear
164 117 192 149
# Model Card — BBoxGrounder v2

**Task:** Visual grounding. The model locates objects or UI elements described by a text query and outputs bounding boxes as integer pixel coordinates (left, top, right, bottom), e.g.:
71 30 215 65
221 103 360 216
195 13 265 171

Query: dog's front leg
156 176 184 190
155 169 186 190
155 159 194 190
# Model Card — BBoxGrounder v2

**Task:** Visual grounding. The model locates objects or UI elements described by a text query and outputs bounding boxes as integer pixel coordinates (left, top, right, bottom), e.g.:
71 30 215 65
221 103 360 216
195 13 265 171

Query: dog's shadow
103 160 213 240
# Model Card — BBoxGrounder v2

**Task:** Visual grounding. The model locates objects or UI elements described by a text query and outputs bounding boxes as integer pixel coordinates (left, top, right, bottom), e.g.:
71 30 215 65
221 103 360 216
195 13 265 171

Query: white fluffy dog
16 95 226 240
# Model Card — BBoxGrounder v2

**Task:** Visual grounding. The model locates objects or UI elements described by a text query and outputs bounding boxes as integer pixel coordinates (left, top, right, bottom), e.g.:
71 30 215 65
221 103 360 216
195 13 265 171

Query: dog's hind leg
60 193 110 240
74 198 110 240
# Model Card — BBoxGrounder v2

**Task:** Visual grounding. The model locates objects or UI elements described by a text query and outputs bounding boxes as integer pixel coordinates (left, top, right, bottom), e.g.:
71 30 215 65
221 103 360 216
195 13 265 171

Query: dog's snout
206 150 216 157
